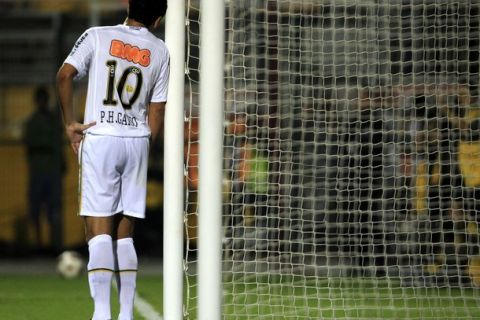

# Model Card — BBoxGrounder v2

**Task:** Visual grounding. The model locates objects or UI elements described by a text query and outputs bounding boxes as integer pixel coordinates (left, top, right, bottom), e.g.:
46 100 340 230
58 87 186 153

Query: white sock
114 238 138 320
88 234 114 320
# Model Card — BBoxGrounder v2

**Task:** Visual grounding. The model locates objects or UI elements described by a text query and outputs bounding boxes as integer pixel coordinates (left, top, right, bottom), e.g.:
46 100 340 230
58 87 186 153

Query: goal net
184 0 480 318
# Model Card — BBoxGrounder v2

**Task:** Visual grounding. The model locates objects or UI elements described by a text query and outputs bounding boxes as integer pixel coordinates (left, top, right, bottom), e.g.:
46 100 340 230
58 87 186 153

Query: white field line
134 292 163 320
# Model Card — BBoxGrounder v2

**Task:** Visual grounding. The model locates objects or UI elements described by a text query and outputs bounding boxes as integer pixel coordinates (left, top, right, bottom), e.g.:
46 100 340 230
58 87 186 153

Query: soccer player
56 1 169 319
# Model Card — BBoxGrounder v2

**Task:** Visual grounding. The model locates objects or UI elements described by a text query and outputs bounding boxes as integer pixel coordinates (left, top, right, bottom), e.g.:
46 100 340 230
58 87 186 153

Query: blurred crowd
199 82 480 285
398 83 480 285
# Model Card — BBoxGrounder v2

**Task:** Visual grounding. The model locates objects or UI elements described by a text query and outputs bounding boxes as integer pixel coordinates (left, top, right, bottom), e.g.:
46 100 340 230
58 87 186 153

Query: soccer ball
57 251 84 279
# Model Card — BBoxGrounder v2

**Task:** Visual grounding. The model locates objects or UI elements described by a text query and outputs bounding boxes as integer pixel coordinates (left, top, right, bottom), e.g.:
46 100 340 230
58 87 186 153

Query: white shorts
79 134 149 218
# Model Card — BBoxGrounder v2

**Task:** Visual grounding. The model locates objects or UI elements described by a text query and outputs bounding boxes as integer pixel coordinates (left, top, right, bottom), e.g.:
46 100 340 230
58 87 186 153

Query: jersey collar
120 24 148 33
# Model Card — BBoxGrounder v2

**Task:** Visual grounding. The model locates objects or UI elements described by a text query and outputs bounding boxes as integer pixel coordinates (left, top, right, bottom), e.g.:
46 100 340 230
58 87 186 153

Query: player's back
66 24 169 137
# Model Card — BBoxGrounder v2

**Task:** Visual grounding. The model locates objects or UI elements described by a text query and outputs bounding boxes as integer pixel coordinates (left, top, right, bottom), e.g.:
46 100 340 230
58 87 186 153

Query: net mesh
185 0 480 318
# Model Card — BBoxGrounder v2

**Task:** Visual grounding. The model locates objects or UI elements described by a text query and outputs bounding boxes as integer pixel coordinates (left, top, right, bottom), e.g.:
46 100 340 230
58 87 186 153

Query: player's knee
84 216 114 242
115 215 136 240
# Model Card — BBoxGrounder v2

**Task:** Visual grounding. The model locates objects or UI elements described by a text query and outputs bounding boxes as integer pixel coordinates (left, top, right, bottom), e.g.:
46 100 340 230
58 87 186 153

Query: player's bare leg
114 214 135 240
85 216 114 241
85 216 115 320
113 215 137 320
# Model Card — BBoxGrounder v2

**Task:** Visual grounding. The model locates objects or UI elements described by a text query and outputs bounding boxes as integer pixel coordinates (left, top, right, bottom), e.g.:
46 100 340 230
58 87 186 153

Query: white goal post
177 0 480 319
163 1 186 319
197 0 225 319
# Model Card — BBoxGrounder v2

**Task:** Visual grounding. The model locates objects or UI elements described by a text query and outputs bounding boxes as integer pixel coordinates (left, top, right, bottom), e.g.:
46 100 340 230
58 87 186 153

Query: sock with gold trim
88 234 114 320
114 238 138 320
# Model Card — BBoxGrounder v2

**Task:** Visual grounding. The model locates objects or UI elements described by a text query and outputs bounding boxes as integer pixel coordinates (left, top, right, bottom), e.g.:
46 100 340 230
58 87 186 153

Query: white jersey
65 24 169 137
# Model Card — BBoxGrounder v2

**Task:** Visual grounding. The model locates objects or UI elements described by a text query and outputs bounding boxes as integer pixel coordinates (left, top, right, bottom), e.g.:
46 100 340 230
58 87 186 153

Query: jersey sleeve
64 28 95 80
150 47 170 103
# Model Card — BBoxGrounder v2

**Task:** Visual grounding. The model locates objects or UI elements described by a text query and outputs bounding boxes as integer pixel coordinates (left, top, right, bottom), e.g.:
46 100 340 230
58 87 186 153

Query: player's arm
148 102 166 145
56 63 95 154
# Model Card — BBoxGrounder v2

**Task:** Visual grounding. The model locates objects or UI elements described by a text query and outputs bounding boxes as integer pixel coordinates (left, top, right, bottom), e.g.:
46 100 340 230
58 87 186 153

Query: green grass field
1 272 480 319
0 274 164 320
220 276 480 319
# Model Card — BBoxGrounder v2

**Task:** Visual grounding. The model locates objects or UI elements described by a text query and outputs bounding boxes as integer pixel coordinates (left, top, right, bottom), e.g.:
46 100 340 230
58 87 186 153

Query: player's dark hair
128 0 167 27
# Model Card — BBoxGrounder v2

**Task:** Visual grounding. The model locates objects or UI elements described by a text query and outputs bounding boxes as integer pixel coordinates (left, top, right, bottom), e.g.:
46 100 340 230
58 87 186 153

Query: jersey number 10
103 60 143 110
